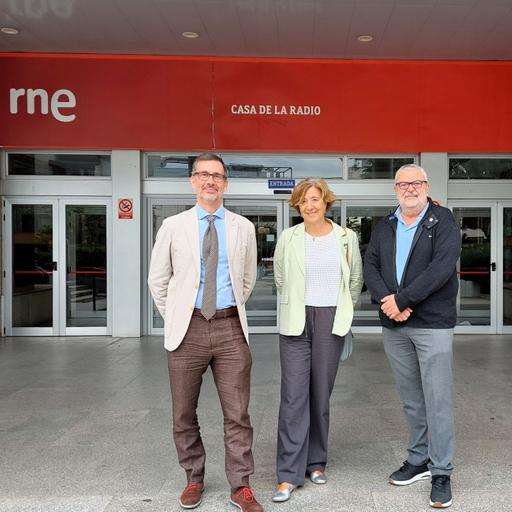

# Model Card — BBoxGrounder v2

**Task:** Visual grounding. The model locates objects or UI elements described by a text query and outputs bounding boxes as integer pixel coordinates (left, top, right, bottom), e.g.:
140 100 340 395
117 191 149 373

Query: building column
111 150 141 337
420 153 449 206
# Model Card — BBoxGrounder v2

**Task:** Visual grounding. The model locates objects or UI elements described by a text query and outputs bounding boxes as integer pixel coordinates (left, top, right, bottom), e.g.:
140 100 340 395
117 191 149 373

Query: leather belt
192 306 238 319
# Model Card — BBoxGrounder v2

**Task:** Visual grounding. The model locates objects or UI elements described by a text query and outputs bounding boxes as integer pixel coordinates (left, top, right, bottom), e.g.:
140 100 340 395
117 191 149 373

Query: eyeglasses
395 180 427 190
192 171 227 183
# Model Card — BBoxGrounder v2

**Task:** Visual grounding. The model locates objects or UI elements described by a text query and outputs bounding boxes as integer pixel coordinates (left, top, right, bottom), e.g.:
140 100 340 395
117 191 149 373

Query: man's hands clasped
380 294 412 322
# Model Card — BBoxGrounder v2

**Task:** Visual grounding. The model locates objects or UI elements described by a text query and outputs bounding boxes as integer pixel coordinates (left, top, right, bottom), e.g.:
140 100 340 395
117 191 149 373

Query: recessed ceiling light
1 27 19 35
357 35 373 43
182 31 199 39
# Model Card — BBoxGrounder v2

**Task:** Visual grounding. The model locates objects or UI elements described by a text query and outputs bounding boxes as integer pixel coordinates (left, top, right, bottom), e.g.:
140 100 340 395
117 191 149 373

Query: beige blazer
148 206 257 351
274 221 363 337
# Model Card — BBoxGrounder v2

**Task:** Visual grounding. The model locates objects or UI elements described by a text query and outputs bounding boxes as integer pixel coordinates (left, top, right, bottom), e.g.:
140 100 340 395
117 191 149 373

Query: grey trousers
276 306 344 485
383 326 455 476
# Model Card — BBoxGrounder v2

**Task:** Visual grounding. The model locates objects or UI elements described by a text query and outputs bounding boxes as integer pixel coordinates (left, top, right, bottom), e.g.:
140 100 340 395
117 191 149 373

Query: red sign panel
0 55 213 150
1 54 512 153
118 198 133 220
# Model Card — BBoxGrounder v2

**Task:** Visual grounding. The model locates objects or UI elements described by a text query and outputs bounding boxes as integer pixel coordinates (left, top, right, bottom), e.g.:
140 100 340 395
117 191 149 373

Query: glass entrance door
225 201 283 332
148 201 196 331
146 198 285 334
5 200 57 335
4 198 111 336
449 202 500 334
451 201 512 334
345 201 508 334
499 203 512 333
345 203 396 330
62 202 109 334
452 205 495 332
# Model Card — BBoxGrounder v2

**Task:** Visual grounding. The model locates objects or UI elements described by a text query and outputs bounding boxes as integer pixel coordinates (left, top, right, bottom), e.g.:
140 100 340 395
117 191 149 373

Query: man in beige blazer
148 153 263 512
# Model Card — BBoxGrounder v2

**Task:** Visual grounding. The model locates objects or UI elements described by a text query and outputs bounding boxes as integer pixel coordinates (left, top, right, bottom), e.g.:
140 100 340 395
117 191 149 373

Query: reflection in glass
8 154 111 176
453 208 491 326
147 154 343 179
66 205 107 327
151 204 195 329
148 155 195 178
504 208 512 326
150 203 279 329
348 157 414 179
225 205 278 327
12 205 53 328
449 158 512 179
224 156 343 179
346 206 393 326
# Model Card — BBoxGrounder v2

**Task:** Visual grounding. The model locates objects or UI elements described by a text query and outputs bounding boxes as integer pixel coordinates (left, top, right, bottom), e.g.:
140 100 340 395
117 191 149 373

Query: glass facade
226 204 279 328
66 205 107 327
8 153 111 176
453 207 491 326
346 206 394 326
12 204 53 328
147 154 344 179
449 158 512 179
151 204 195 329
504 208 512 326
224 156 343 179
5 150 512 335
348 157 414 179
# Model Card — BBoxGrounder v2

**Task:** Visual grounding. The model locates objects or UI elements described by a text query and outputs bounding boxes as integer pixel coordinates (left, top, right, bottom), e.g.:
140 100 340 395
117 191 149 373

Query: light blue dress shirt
394 203 429 285
195 205 236 310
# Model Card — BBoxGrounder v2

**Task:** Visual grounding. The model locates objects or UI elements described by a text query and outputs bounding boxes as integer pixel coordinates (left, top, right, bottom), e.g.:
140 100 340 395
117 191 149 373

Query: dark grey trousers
276 306 344 485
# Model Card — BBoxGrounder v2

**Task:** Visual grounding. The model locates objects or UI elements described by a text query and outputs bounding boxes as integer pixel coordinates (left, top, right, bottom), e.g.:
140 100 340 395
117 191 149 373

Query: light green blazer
274 221 363 337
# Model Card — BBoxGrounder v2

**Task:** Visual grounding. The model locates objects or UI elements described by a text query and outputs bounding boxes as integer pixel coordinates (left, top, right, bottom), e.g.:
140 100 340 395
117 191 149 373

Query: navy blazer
364 198 462 329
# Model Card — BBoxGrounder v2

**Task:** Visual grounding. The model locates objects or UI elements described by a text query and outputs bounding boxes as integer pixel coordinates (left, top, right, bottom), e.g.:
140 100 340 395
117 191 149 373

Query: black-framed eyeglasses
395 180 427 190
192 171 227 183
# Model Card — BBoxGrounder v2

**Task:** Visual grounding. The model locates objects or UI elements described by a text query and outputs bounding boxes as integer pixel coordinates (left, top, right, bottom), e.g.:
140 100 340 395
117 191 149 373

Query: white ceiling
1 0 512 60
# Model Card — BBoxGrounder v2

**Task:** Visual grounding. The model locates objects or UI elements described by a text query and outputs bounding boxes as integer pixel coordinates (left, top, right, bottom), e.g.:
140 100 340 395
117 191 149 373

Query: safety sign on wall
118 198 134 219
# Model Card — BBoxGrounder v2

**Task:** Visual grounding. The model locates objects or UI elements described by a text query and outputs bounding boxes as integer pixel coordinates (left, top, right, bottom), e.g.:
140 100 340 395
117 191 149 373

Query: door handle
51 261 58 271
490 262 496 271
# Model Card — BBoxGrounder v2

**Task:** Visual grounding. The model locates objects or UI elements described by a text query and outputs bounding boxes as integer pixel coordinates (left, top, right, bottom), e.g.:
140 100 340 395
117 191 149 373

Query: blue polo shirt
194 205 236 310
394 203 429 285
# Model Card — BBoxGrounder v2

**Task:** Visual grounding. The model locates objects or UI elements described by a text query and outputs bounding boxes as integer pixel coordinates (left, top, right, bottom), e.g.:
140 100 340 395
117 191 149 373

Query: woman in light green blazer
272 178 363 503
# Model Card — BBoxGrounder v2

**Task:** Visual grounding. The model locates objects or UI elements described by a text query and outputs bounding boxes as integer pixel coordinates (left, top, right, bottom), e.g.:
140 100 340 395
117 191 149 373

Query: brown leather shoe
230 487 263 512
179 482 204 509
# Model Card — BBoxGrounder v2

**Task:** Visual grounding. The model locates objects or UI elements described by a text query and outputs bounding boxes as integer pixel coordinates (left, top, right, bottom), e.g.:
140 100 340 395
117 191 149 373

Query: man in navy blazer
364 164 461 509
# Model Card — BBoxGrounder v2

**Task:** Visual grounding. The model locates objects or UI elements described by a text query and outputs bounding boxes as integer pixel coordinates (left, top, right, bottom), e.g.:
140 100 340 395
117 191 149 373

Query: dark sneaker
179 482 204 509
430 475 452 508
230 486 264 512
389 460 431 486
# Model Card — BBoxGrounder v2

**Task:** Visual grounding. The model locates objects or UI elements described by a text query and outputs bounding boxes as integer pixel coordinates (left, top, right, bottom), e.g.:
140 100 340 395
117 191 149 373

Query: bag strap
341 227 349 264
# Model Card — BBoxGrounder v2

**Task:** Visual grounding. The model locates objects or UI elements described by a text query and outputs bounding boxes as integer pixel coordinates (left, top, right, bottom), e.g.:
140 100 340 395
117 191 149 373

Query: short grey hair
395 163 428 182
192 152 228 177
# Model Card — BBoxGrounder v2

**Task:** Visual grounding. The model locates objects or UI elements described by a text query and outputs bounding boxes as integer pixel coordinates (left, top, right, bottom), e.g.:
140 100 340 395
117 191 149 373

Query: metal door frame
497 201 512 334
449 201 498 334
3 197 112 336
60 198 112 336
3 197 59 336
341 199 397 334
225 199 284 334
144 197 287 336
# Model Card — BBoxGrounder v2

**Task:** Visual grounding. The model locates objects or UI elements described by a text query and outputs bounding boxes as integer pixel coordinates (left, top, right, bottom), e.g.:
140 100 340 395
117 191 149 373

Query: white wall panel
112 150 141 337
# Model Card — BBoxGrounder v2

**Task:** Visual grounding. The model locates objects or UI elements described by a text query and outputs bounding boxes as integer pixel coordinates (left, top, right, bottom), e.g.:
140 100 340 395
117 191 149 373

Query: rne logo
9 88 77 123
